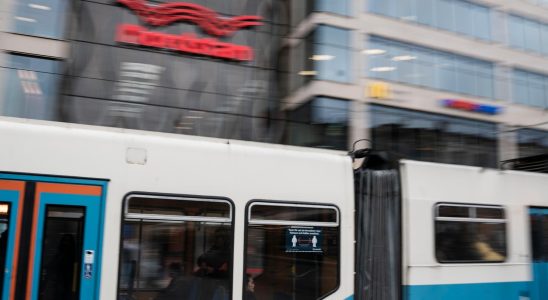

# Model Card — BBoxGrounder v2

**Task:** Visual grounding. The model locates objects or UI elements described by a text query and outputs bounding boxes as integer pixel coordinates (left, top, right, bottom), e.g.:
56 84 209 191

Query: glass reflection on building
518 128 548 157
370 104 498 168
368 0 491 41
367 36 494 99
508 15 548 57
513 69 548 109
1 54 61 120
10 0 68 39
285 97 349 150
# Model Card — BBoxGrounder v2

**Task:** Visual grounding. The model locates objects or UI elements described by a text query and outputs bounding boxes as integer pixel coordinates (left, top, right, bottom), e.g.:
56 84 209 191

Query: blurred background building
0 0 547 168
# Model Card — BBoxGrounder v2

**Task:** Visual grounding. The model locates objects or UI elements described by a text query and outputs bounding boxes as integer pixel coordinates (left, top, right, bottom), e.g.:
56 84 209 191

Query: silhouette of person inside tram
155 228 230 300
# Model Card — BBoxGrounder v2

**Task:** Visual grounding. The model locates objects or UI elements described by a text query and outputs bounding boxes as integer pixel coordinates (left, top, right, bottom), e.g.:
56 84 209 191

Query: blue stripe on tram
405 281 531 300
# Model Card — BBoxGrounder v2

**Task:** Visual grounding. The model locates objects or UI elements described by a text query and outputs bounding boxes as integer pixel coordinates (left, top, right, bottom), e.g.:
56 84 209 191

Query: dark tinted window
435 204 506 263
438 206 469 218
119 195 233 299
530 209 548 262
245 203 339 299
127 196 230 219
250 203 338 223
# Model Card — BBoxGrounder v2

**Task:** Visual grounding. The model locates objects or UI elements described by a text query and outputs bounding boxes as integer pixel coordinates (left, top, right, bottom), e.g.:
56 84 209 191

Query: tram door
529 207 548 300
0 178 105 300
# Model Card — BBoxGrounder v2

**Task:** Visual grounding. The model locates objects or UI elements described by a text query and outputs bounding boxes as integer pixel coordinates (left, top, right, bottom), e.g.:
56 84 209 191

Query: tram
0 117 546 300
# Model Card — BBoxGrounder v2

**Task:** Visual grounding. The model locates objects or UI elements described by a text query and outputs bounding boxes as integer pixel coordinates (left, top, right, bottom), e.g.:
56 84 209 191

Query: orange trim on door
25 182 102 300
34 182 102 196
0 180 25 300
0 180 24 192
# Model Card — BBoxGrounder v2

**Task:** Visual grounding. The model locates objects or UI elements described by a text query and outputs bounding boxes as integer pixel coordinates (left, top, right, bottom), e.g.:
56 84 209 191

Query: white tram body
400 161 548 300
0 118 355 300
0 117 547 300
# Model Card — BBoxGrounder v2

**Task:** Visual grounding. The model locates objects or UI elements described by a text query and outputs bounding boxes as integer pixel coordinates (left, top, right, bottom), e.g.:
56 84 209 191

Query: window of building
370 104 498 168
524 0 548 6
513 69 548 109
118 194 233 300
1 53 61 120
366 36 494 98
508 15 548 57
316 0 350 16
285 97 350 150
244 202 339 300
517 129 548 157
9 0 68 39
435 204 507 263
313 25 352 83
368 0 491 41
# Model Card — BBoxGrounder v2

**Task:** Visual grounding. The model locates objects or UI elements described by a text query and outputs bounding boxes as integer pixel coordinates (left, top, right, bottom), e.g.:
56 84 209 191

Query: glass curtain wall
1 54 61 120
314 26 352 83
285 97 349 150
316 0 350 16
513 69 548 108
370 104 498 168
366 36 494 99
284 0 350 28
9 0 68 39
288 25 352 93
508 15 548 56
526 0 548 6
368 0 491 41
517 129 548 157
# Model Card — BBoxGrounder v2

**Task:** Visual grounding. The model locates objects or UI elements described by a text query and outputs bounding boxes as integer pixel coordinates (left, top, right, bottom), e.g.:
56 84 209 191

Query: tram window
249 204 338 223
245 202 339 300
118 195 233 300
127 196 231 219
435 204 507 263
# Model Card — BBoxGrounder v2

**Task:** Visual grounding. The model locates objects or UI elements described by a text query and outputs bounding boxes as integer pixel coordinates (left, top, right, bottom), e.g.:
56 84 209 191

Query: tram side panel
400 160 548 300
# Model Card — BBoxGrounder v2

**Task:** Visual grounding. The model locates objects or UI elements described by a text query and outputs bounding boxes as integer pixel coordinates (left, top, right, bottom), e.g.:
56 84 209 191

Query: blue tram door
529 207 548 300
0 178 105 300
0 180 25 300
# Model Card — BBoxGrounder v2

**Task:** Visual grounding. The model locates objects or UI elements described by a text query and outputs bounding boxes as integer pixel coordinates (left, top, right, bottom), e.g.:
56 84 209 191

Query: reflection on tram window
0 203 10 298
245 203 339 300
118 195 233 300
435 204 507 263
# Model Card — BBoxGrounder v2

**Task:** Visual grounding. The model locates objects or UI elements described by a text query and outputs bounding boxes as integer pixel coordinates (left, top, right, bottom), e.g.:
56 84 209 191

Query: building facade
281 0 548 168
1 0 547 168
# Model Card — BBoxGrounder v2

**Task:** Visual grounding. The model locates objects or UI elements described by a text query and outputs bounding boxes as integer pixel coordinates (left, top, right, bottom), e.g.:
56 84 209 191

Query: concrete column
498 123 519 164
349 100 370 150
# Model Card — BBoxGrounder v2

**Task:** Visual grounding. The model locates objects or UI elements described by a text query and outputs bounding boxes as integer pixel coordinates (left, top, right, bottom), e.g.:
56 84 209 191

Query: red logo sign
116 0 263 61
